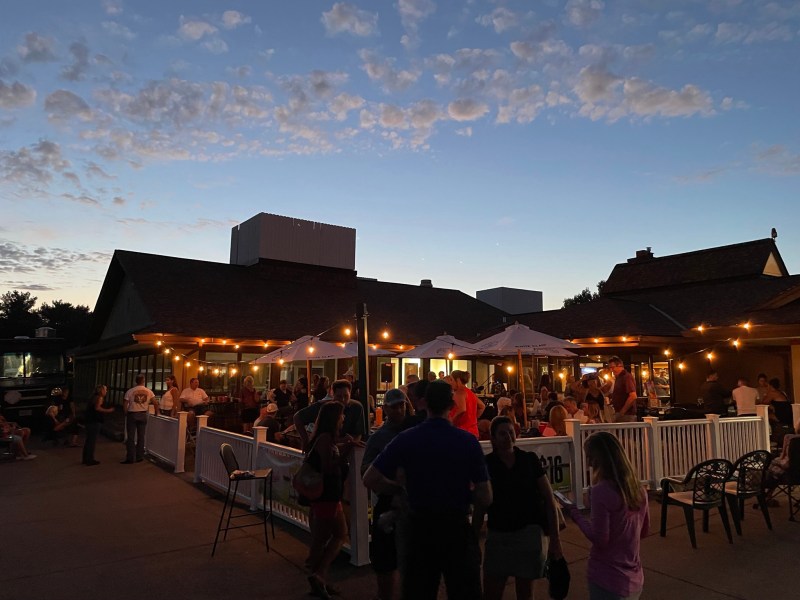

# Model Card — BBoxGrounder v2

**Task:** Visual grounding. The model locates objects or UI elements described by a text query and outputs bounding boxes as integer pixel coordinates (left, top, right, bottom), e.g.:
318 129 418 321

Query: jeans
402 512 481 600
125 412 148 461
82 422 101 463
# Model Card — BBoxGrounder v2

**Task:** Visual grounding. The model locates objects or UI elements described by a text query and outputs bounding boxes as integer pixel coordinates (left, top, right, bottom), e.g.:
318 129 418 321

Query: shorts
370 501 398 573
310 500 342 520
483 524 548 580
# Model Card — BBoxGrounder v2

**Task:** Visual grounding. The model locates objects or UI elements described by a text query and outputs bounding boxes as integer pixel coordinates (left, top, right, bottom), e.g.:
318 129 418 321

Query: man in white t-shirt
180 378 212 428
732 377 759 416
122 374 158 464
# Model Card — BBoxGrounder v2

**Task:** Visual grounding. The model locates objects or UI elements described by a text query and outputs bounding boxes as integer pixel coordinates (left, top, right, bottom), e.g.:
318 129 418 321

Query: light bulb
252 365 259 371
278 358 284 365
706 352 713 360
185 361 191 367
156 341 162 347
593 338 599 343
235 344 240 350
382 330 389 339
164 348 170 355
743 322 751 330
213 368 220 375
733 339 740 348
199 366 204 372
506 366 513 373
308 346 315 354
697 325 704 333
173 356 179 362
678 362 685 370
447 352 454 360
231 368 237 375
344 327 351 336
664 349 671 356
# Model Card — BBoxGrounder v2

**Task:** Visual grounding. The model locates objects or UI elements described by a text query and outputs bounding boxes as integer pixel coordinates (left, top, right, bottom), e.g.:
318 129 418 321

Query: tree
563 280 607 308
38 300 93 346
0 291 42 338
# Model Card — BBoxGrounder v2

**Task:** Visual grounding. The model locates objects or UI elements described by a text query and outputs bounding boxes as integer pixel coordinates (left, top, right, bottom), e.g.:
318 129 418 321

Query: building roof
602 239 787 295
87 250 508 346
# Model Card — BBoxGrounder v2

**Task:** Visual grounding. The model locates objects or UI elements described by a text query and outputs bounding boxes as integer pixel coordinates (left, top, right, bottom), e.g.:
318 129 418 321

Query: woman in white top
160 374 180 417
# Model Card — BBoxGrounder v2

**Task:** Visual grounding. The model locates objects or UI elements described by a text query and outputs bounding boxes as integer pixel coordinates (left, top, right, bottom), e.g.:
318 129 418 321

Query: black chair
211 443 274 556
660 458 733 548
724 450 772 534
773 436 800 521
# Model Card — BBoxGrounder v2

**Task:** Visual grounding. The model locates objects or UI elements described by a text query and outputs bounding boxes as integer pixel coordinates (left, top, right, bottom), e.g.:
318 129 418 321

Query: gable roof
602 239 787 295
88 250 508 346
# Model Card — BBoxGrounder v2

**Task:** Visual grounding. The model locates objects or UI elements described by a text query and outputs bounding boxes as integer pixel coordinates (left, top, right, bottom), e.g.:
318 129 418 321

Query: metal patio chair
724 450 772 534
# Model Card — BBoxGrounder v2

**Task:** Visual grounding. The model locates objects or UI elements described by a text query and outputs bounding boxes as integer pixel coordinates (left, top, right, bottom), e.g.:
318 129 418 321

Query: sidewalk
2 434 798 600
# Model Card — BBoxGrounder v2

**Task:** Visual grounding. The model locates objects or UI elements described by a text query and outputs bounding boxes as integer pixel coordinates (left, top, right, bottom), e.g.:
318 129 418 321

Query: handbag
546 556 571 600
292 443 324 501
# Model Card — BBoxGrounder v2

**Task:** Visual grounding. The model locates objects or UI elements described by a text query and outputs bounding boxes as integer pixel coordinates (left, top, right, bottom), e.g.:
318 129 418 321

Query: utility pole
356 302 370 434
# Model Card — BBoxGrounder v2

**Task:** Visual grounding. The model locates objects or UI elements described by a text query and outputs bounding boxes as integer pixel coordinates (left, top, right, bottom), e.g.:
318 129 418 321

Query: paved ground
3 434 799 600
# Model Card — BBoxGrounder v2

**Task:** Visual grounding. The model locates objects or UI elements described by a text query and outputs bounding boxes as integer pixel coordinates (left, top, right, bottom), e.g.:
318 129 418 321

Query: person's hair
135 374 145 385
311 401 344 442
331 378 352 394
498 406 517 422
316 376 330 391
451 370 469 385
279 379 288 385
539 374 551 389
425 380 454 414
769 377 781 390
190 377 199 385
757 373 768 382
93 384 106 396
738 377 749 385
490 415 514 438
548 405 568 436
608 356 623 367
585 402 600 420
707 370 718 378
512 392 524 408
243 375 254 387
165 374 175 386
583 432 645 510
548 391 559 402
563 396 577 406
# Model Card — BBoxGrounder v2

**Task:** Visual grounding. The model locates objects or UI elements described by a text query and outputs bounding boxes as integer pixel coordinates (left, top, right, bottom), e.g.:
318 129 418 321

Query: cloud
112 196 126 205
0 58 19 78
61 42 90 81
0 140 71 188
0 240 109 275
86 161 115 179
0 80 36 109
447 99 489 121
755 144 800 176
398 0 436 49
44 90 93 122
226 65 252 79
329 93 365 120
673 167 729 184
60 192 101 206
178 17 218 41
0 281 54 291
222 10 251 29
203 37 229 54
17 32 57 63
102 21 136 40
565 0 605 28
103 0 123 16
496 85 545 124
359 50 420 92
476 7 523 33
322 3 378 37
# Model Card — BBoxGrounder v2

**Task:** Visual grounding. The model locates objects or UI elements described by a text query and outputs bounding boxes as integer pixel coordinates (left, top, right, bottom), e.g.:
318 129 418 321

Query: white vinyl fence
144 410 188 473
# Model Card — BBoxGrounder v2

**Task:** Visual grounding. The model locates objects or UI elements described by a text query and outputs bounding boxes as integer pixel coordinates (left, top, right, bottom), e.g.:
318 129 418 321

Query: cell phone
553 491 572 506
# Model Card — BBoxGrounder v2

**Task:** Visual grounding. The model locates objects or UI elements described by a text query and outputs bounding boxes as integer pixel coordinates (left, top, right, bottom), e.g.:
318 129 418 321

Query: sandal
308 575 331 600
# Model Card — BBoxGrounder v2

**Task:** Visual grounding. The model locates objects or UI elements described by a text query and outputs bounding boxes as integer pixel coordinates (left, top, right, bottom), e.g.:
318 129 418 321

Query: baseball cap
265 403 278 414
383 388 407 407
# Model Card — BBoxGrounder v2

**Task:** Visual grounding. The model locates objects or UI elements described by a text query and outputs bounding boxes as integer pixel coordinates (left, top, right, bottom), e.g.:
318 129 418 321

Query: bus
1 335 70 426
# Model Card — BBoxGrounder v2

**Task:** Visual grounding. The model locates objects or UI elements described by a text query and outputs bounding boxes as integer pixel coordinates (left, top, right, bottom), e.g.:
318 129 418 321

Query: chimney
420 279 433 288
628 247 654 264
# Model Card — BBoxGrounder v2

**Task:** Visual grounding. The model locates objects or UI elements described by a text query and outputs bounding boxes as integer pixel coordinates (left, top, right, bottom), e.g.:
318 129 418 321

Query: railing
144 410 187 473
653 418 711 480
579 421 652 487
192 420 370 567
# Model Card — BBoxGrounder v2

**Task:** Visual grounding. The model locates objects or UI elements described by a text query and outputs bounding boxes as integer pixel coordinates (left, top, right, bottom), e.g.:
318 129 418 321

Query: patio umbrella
252 335 352 364
343 341 394 357
396 335 492 359
474 323 580 426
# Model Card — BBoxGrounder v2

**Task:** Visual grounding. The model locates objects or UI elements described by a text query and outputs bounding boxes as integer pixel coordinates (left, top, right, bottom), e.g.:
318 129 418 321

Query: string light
213 368 220 375
664 349 671 357
308 346 315 354
697 325 705 333
200 338 205 343
678 362 685 370
222 340 227 345
235 344 240 350
199 366 204 372
230 368 237 375
264 342 269 348
733 339 740 348
622 336 628 342
185 361 191 368
743 322 751 330
382 330 389 339
593 338 599 343
164 348 170 355
372 344 377 350
447 352 455 360
173 356 180 362
399 345 405 350
252 365 259 372
156 341 162 347
506 366 513 373
706 352 714 360
344 327 351 336
278 358 285 365
558 372 565 380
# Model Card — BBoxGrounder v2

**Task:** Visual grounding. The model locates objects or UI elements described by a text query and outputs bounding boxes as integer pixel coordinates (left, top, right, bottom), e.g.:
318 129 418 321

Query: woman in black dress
82 384 114 466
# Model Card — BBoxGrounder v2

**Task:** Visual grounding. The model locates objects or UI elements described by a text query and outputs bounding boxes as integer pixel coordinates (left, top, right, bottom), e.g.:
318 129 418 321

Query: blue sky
1 0 799 311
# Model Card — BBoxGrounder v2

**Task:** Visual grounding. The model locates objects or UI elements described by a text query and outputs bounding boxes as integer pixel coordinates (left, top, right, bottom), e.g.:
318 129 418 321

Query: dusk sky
2 1 799 312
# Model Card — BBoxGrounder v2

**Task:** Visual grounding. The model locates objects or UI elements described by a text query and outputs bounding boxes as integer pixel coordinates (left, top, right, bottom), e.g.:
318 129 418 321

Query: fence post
347 446 370 566
793 404 800 430
193 415 209 483
251 427 267 511
706 414 722 457
756 405 771 451
175 411 187 474
642 417 662 490
565 419 585 509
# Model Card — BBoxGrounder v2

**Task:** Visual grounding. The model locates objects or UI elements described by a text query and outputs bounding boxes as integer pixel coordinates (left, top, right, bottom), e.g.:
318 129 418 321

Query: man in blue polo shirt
363 380 492 600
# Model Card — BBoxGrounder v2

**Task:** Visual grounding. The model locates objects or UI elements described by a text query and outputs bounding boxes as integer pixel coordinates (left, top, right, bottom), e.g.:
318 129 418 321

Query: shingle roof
89 250 508 345
602 239 786 295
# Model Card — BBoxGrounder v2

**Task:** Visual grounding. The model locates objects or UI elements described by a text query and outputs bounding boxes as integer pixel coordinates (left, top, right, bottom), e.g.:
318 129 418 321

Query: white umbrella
252 335 352 364
474 323 580 356
343 342 394 357
396 335 493 359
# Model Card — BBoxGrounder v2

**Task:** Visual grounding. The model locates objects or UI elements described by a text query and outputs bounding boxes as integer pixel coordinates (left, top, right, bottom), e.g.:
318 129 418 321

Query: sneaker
22 454 37 460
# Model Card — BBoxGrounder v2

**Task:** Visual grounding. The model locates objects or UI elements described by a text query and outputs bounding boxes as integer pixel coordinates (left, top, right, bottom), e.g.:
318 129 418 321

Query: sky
1 0 799 312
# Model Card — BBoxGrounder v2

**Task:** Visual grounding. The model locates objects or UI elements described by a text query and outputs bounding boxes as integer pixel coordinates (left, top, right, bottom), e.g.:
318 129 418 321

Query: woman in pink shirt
558 432 649 600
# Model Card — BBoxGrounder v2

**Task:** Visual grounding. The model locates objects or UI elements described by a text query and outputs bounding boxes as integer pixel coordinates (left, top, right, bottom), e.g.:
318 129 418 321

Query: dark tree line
562 280 606 308
0 290 92 346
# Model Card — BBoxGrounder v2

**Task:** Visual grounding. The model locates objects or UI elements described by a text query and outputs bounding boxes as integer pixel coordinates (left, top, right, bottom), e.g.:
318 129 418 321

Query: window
1 352 64 378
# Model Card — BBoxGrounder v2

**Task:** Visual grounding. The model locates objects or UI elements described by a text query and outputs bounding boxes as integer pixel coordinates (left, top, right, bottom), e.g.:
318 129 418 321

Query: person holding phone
474 416 562 600
556 432 649 600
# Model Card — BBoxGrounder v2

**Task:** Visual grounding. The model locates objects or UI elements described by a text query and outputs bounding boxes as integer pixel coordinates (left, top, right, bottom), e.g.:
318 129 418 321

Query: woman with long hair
474 416 562 600
542 405 569 437
558 432 649 600
240 375 260 434
82 384 114 466
160 374 180 417
306 401 348 599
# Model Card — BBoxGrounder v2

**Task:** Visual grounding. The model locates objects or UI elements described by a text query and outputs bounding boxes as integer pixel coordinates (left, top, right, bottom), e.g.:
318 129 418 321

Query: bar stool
211 443 274 556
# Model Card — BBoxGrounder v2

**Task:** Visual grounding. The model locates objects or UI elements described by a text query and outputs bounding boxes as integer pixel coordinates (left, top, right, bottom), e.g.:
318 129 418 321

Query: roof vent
420 279 433 288
628 247 654 263
36 327 57 338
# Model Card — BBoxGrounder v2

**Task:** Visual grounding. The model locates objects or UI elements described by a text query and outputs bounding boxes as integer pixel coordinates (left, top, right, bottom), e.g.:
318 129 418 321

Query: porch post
642 416 662 490
706 414 722 457
193 415 209 483
756 405 771 451
251 426 267 511
175 411 187 473
565 419 585 509
348 446 370 566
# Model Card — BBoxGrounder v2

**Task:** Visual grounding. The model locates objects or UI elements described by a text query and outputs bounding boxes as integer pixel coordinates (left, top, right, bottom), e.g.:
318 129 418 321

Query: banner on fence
534 442 572 493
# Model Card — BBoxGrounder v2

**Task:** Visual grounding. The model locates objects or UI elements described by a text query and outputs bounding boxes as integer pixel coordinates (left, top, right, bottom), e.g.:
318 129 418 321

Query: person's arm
451 389 466 419
566 484 611 547
621 375 638 414
476 398 485 418
472 480 492 510
472 502 487 538
363 464 404 496
69 401 77 420
315 433 334 472
640 499 650 538
538 475 563 558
